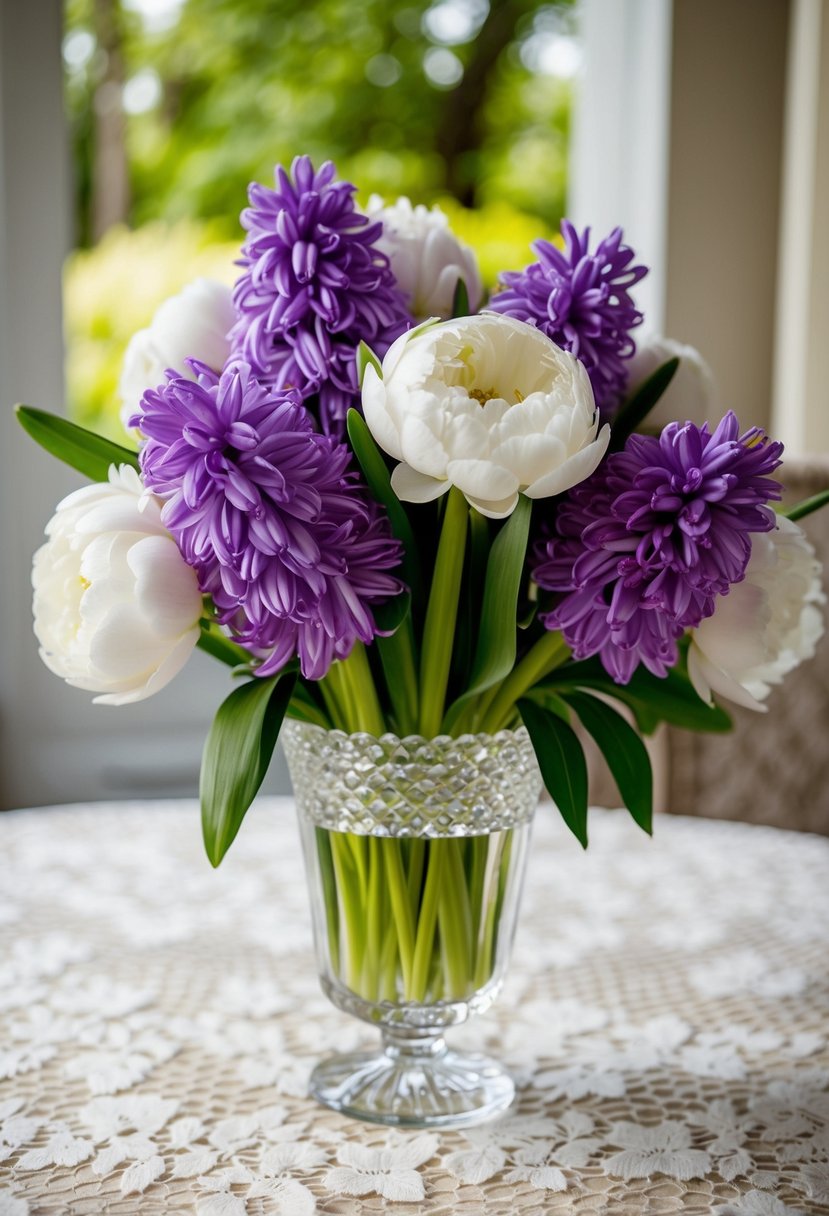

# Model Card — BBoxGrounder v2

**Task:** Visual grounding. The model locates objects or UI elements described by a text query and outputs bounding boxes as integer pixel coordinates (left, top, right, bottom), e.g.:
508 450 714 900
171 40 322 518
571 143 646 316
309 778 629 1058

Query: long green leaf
197 622 254 670
546 658 732 734
563 691 653 834
201 670 297 867
518 697 589 847
609 358 680 450
784 489 829 522
443 495 531 731
16 405 140 481
346 409 420 606
451 277 470 318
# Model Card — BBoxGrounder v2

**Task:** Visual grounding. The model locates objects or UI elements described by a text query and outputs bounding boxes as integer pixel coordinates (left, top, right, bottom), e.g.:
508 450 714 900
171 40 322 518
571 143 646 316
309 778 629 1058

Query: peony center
469 386 525 407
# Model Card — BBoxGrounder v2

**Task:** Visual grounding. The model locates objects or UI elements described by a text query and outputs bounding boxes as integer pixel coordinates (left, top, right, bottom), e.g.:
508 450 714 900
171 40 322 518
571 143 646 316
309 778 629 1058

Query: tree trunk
435 0 535 206
91 0 129 240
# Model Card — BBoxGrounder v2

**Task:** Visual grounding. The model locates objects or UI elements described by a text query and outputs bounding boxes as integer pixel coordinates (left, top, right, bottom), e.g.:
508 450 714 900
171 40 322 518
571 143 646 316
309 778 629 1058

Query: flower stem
418 488 468 737
376 617 419 735
329 832 364 991
438 841 473 997
479 631 571 733
410 843 444 1002
384 839 416 997
326 643 386 734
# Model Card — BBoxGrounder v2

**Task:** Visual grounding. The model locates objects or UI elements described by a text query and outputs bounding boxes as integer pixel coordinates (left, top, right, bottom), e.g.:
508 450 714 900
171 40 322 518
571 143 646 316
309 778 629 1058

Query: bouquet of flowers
19 154 827 922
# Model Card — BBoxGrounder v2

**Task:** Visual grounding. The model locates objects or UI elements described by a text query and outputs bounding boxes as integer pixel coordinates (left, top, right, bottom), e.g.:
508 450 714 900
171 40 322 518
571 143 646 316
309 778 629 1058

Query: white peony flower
32 465 203 705
366 196 482 321
118 278 235 432
688 516 825 712
362 313 610 518
626 336 715 420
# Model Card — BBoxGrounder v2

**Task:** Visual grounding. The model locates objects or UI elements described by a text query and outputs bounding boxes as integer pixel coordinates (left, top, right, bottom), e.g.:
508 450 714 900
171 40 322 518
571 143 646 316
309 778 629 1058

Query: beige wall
660 0 790 431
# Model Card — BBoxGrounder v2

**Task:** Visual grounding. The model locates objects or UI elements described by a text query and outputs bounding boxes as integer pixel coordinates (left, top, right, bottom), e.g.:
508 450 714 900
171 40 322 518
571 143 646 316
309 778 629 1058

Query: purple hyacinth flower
132 358 404 680
489 221 647 415
533 411 783 683
231 156 413 436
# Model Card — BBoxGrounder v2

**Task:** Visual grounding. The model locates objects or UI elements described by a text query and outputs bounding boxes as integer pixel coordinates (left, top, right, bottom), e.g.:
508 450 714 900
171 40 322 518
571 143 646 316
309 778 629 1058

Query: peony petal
390 463 450 504
93 628 200 705
126 536 202 635
524 425 610 499
399 413 448 478
445 458 518 501
463 491 520 519
361 364 404 461
687 641 768 713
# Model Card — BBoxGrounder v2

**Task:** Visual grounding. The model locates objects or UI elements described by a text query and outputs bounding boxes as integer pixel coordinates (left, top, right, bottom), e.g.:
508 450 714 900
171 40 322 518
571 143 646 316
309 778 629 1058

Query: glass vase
282 720 542 1128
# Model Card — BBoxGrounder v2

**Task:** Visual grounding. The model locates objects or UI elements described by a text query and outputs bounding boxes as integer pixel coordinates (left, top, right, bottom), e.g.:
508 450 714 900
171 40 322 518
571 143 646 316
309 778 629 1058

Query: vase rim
283 719 532 749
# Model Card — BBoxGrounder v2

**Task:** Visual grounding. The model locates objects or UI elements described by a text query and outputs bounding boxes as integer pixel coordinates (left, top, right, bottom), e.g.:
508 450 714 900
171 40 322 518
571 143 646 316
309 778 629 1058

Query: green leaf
547 658 733 734
346 409 421 607
609 358 680 450
518 697 589 847
563 691 653 834
442 495 532 731
200 670 297 867
783 488 829 522
356 340 382 386
373 589 411 635
197 621 254 669
451 277 470 317
16 405 140 481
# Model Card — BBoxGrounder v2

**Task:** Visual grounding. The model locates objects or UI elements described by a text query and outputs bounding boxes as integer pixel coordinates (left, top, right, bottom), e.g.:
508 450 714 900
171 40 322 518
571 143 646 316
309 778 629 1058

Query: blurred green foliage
64 221 239 440
63 0 574 436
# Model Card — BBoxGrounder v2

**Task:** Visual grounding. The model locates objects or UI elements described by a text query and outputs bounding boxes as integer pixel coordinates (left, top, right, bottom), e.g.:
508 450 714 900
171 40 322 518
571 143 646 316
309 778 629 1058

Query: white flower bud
688 516 825 711
626 336 715 420
119 278 235 432
367 196 483 321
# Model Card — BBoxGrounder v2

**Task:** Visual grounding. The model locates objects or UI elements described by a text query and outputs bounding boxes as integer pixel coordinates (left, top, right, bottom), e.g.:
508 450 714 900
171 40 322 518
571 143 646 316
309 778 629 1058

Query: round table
0 800 827 1216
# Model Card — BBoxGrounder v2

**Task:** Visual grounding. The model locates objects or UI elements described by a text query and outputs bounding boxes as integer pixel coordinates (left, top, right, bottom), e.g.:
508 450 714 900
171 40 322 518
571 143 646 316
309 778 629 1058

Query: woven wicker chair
584 457 829 835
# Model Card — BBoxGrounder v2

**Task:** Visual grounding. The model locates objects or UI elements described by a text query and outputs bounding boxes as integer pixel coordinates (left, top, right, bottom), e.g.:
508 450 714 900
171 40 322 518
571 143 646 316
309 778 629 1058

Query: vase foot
309 1033 515 1128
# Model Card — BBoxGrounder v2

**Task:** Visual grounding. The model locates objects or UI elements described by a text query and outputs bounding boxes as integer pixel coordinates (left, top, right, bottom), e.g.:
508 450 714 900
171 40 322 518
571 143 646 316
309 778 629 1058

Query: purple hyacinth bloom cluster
533 412 784 683
231 156 412 436
489 221 647 415
132 359 404 680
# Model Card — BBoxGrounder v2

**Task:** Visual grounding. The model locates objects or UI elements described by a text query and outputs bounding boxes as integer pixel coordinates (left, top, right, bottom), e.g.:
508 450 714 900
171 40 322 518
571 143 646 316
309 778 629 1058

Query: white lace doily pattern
1 800 828 1216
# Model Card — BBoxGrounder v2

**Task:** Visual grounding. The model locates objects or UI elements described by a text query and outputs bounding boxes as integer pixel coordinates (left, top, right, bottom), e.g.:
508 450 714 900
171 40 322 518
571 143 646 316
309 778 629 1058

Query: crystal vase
282 721 542 1128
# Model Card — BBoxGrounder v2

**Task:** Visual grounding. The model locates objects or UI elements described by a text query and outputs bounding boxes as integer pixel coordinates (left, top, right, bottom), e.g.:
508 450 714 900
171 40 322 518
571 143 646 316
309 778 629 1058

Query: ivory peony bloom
688 516 825 712
119 278 235 431
367 196 482 321
32 465 203 705
362 313 610 518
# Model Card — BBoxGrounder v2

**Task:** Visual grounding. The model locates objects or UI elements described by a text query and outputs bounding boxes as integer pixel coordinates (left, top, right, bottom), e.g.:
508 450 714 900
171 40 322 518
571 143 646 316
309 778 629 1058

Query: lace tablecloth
1 799 828 1216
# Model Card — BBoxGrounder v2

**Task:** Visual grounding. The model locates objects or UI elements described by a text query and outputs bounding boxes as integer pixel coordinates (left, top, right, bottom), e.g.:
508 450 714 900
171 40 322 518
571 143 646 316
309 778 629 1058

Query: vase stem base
309 1035 515 1128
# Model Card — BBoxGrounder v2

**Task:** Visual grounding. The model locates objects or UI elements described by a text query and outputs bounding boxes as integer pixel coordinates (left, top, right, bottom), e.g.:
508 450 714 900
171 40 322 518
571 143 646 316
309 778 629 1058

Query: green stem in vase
380 920 399 1001
410 842 445 1001
474 832 507 988
384 839 416 998
468 835 488 968
315 829 340 977
329 832 364 992
438 840 473 998
363 837 384 1000
407 838 426 915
